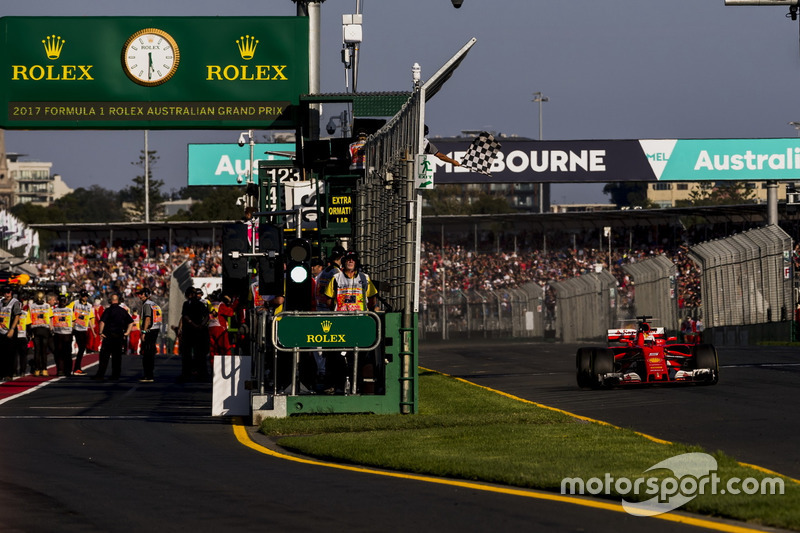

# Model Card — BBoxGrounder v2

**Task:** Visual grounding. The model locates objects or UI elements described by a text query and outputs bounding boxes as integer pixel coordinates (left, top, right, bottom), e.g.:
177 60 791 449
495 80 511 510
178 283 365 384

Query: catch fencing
552 269 620 343
622 254 679 330
419 225 796 344
420 270 618 343
360 91 422 316
420 282 545 340
689 224 795 344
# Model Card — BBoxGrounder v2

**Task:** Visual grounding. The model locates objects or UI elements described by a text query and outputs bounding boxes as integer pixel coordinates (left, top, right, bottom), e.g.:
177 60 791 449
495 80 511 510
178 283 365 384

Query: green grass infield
259 369 800 531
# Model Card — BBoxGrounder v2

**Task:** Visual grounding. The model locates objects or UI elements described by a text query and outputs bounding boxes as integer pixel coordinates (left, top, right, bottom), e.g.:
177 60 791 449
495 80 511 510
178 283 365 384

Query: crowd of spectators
419 238 704 314
33 240 223 302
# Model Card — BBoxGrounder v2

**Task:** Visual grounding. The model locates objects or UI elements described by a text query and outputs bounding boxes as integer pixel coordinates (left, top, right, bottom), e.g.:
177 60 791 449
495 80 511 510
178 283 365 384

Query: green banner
0 16 309 129
642 138 800 181
274 313 380 350
188 143 295 186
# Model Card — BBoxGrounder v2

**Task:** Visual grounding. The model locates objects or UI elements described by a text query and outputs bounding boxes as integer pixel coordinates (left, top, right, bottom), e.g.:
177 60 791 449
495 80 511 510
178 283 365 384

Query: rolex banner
0 16 309 129
431 138 800 183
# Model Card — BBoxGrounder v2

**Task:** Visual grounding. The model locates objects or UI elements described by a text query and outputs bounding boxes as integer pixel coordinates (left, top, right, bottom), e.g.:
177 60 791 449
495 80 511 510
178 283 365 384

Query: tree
675 182 757 207
121 150 167 221
11 185 123 224
168 187 245 221
53 186 124 222
603 182 656 208
10 202 67 224
172 186 218 202
422 185 516 216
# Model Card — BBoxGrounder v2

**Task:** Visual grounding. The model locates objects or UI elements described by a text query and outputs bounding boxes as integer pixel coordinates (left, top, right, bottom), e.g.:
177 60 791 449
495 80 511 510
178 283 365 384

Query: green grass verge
259 370 800 530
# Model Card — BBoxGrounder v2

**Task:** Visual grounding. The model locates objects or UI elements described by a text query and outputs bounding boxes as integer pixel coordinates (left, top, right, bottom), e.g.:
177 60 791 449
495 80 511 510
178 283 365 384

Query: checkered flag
460 132 501 176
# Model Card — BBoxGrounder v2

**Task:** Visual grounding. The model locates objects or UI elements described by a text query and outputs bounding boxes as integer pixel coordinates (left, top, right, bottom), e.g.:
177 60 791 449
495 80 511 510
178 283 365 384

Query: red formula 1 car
576 316 719 388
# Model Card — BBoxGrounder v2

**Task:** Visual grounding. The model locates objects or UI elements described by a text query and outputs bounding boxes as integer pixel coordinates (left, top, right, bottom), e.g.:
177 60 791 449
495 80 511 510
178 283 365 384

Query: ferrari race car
576 316 719 388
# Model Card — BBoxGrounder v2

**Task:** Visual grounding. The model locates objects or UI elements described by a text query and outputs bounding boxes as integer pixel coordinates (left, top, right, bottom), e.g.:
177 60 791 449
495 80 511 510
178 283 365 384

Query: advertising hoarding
0 16 309 129
431 138 800 183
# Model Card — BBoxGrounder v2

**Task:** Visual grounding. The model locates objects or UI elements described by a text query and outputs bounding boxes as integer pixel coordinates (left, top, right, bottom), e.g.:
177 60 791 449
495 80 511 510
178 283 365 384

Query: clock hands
124 30 179 86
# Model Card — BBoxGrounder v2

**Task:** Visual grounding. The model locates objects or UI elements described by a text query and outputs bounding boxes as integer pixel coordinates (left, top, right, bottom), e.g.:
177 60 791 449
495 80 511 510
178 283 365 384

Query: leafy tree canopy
168 187 245 221
11 185 123 224
603 182 657 209
121 149 166 222
675 182 757 207
422 185 516 216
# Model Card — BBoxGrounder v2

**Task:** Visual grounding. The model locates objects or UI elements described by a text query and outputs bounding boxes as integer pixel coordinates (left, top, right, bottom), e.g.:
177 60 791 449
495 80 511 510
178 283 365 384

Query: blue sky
4 0 800 203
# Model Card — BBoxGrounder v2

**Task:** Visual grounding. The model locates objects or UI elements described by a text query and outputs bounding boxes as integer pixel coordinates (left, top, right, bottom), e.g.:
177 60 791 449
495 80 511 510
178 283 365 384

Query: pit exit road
420 340 800 480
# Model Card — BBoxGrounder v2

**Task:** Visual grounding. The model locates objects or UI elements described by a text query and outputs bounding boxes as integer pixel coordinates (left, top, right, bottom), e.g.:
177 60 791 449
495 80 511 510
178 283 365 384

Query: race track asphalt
0 341 794 532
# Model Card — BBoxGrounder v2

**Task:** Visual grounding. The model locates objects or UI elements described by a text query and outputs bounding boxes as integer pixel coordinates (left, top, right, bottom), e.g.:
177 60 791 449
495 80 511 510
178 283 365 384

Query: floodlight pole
533 91 549 214
296 1 323 136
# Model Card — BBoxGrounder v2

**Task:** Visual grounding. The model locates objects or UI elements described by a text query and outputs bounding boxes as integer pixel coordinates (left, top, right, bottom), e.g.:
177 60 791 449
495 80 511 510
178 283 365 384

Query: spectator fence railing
689 225 794 329
622 254 679 331
419 281 544 341
551 269 619 343
419 225 797 344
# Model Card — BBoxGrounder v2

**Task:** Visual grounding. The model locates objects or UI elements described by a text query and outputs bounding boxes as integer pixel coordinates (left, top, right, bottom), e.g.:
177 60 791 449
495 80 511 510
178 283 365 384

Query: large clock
122 28 180 87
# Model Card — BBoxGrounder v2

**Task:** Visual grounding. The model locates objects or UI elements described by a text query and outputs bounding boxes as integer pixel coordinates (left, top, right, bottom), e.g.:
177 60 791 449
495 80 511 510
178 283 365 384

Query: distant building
161 198 197 218
550 203 615 213
0 130 11 210
648 181 795 207
4 152 73 207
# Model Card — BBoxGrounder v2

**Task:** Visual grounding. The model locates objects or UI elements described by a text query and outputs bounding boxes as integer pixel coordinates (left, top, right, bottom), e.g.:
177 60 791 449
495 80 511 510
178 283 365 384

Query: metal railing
419 226 797 344
360 91 422 314
689 225 794 327
622 254 679 329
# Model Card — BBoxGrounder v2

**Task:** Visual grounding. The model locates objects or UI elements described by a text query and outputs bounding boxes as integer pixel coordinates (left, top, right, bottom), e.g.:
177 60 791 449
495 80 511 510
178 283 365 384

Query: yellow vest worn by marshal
28 302 52 329
0 297 22 334
17 309 29 338
51 306 74 335
69 300 94 332
141 299 163 331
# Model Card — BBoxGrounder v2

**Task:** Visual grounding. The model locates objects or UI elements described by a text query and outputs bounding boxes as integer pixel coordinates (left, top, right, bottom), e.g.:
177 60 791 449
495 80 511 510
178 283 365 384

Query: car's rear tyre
576 348 614 388
592 348 614 388
692 344 719 385
593 348 614 373
576 348 594 388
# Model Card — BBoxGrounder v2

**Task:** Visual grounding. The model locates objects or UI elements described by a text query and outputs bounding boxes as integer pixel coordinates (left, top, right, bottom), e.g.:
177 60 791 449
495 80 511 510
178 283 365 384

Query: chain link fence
359 91 422 315
622 254 679 330
419 225 796 344
689 224 795 344
552 269 619 343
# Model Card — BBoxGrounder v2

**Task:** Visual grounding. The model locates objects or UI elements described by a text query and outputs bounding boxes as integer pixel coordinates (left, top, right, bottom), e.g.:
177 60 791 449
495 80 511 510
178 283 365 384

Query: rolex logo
236 35 259 60
42 35 65 60
321 320 332 334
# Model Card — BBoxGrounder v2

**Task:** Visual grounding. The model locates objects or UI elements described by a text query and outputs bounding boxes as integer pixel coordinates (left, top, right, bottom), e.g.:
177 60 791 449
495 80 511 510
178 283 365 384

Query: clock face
122 28 180 87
